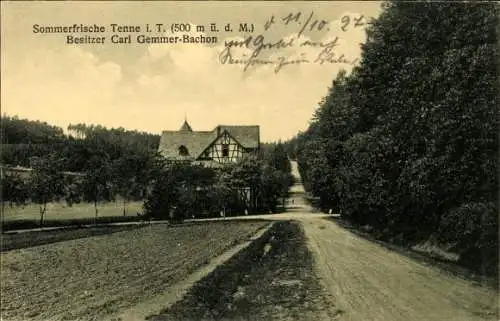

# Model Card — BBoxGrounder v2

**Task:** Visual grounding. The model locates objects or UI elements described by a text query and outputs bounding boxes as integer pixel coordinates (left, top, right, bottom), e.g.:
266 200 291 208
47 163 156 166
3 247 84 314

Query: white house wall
202 131 245 164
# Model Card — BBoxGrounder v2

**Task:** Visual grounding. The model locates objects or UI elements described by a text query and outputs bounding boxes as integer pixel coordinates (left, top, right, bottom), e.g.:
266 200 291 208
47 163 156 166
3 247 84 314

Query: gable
198 130 246 163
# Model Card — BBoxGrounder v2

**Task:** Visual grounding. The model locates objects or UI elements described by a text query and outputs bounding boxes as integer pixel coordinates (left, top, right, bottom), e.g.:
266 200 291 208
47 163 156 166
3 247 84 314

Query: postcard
1 1 498 321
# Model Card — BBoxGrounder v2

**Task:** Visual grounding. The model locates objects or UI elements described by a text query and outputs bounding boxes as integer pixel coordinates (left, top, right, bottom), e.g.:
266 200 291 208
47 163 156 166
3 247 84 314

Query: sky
1 1 382 142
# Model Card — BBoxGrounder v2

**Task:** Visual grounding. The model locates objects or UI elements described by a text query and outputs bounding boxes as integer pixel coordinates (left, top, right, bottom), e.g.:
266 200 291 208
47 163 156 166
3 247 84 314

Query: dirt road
207 161 499 321
291 160 497 321
303 216 498 321
201 212 497 320
288 160 497 321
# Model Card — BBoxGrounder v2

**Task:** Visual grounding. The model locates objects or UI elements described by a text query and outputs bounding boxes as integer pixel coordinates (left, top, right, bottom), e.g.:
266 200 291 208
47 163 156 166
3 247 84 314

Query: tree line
2 151 160 225
1 116 161 172
290 1 498 276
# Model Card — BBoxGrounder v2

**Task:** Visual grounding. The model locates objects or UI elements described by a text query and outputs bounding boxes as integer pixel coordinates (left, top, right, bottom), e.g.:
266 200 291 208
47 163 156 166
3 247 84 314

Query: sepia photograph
1 1 498 320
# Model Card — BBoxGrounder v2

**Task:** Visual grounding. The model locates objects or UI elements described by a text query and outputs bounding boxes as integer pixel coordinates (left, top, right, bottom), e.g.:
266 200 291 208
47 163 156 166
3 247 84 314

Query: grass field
1 220 269 321
2 200 144 221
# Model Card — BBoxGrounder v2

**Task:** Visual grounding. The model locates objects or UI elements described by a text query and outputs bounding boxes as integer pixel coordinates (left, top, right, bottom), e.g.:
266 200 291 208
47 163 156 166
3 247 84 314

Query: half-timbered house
158 120 260 166
158 121 260 216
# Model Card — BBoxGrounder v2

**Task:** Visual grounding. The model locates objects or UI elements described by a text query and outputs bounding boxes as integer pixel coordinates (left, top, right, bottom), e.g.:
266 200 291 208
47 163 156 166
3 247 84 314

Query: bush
438 202 498 275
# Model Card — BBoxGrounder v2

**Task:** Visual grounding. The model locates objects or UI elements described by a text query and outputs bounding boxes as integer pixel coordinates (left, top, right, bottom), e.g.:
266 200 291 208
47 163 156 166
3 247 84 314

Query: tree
28 156 65 225
174 164 216 219
297 1 498 273
282 136 299 160
63 175 82 207
1 171 29 224
143 162 217 221
352 1 499 237
231 156 262 210
142 165 178 220
267 143 292 174
209 168 235 216
258 165 289 212
229 155 293 213
82 155 114 218
111 154 144 216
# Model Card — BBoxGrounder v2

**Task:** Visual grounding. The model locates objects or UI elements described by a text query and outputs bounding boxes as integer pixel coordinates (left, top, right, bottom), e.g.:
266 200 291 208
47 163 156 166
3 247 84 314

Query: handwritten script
219 11 366 73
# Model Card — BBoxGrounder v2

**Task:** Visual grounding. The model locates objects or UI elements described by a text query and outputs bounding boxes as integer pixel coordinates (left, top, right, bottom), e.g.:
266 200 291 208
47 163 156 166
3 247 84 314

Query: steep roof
158 124 260 160
158 130 216 160
217 125 260 149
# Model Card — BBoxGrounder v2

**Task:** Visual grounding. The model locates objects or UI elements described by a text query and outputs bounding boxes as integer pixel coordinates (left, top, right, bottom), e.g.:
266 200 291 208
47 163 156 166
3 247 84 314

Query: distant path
287 159 314 211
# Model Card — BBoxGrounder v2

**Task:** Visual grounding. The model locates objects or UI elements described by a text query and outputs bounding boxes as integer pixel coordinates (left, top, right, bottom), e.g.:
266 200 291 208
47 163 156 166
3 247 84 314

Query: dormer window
179 145 189 156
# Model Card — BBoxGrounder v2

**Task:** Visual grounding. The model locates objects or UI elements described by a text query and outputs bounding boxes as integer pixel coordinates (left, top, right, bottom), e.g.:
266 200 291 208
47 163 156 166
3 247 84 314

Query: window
178 145 189 156
222 144 229 157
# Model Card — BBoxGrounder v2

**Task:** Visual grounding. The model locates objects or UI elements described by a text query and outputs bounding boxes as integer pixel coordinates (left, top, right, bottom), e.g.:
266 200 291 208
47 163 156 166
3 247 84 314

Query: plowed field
1 221 269 321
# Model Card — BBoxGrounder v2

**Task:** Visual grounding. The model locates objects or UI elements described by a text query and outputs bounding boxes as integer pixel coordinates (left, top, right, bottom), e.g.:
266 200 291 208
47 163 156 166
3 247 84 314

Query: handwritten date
281 11 329 37
340 14 365 31
264 11 366 33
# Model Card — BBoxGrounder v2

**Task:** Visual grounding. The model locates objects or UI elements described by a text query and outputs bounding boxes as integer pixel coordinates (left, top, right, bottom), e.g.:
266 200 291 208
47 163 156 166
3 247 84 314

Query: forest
1 117 160 171
287 1 498 276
